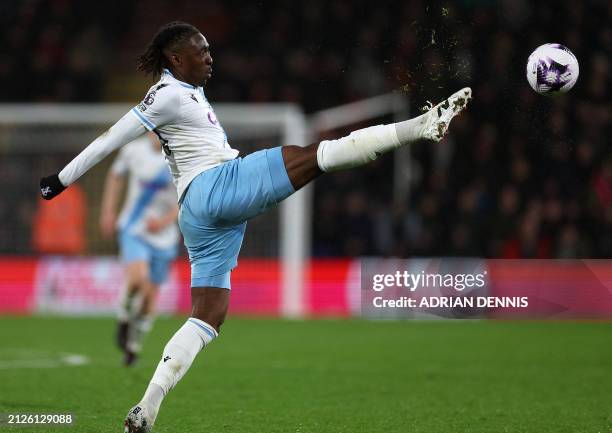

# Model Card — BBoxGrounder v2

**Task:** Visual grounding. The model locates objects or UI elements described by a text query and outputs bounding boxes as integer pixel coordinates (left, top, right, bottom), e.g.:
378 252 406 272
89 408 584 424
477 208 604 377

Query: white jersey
130 69 239 200
112 135 179 249
58 69 239 203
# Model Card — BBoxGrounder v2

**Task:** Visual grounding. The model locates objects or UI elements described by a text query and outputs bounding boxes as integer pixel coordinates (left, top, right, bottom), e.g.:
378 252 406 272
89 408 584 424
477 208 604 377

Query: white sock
117 285 136 322
127 315 154 354
141 318 218 419
394 111 431 144
316 115 430 172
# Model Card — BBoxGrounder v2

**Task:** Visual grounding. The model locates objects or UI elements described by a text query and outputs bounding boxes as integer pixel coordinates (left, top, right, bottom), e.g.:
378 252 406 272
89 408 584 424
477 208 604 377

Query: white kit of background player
100 133 179 366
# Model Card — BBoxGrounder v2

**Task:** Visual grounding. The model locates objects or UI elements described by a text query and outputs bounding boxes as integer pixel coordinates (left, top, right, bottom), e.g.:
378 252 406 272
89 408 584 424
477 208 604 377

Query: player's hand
40 174 66 200
146 217 166 233
100 211 116 239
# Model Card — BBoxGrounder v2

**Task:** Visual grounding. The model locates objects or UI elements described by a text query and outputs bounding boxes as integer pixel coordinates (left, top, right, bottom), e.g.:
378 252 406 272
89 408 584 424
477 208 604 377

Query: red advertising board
0 257 611 318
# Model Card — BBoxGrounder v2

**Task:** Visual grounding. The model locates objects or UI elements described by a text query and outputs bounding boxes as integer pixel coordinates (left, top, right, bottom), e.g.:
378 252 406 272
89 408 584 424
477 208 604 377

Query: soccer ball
526 43 579 95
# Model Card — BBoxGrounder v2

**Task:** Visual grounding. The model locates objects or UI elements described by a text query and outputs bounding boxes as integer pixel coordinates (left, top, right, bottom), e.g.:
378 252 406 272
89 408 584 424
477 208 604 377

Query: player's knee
130 275 149 292
190 308 224 333
190 286 229 333
282 143 322 190
142 282 159 296
126 262 149 288
201 315 224 334
282 143 318 164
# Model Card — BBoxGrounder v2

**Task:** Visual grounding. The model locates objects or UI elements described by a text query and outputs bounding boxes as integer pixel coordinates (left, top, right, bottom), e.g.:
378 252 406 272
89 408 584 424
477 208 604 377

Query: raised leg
281 143 323 191
287 87 472 178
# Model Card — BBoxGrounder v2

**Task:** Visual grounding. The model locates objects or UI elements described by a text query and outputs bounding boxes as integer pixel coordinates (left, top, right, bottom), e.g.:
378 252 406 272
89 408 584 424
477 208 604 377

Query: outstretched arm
40 113 146 200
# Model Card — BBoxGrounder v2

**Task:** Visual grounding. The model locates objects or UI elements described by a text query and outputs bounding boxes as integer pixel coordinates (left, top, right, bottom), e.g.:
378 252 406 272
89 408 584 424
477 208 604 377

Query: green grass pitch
0 316 611 433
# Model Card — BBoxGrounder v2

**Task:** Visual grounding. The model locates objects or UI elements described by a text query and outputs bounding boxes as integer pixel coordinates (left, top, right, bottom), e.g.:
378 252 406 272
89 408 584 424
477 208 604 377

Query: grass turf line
0 317 610 433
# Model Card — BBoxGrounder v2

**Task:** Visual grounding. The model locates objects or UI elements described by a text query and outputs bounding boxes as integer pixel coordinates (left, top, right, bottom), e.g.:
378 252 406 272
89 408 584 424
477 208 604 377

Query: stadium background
1 0 611 316
0 1 611 432
1 0 610 258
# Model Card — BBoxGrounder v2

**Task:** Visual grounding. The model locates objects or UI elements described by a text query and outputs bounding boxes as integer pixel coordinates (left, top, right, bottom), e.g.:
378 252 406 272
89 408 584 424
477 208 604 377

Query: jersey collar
163 68 197 90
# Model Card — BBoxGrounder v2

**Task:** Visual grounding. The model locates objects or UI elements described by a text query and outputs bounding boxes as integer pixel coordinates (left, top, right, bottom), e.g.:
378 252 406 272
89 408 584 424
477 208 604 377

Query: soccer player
99 132 179 366
39 22 471 433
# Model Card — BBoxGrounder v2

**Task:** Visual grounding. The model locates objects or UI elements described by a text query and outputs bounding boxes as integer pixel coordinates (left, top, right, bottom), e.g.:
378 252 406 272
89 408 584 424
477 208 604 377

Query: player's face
181 33 213 87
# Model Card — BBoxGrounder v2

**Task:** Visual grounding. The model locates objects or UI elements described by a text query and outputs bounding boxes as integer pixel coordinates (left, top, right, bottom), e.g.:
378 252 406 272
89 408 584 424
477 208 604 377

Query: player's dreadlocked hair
137 21 201 76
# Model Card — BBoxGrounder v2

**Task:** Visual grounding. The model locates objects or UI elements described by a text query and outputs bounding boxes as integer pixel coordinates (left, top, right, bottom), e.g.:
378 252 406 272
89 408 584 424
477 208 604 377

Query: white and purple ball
526 43 579 95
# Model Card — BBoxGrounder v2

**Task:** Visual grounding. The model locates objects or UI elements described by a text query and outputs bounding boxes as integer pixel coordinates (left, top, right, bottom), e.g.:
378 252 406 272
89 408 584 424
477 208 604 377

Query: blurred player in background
100 132 179 366
39 22 470 432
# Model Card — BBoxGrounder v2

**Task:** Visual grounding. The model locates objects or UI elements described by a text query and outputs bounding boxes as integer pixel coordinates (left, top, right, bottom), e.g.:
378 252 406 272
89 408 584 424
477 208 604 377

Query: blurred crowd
1 0 611 258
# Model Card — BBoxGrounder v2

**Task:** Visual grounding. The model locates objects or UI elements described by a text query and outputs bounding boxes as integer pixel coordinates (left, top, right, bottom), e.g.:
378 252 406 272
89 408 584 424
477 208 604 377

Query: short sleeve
110 145 130 176
130 83 179 131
